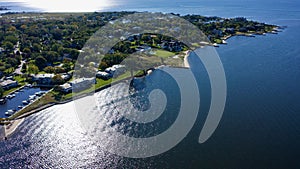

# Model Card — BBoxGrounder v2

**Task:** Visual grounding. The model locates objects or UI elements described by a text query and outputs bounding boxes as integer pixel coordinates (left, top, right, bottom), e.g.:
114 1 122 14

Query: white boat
6 95 13 99
22 100 29 105
5 109 14 116
25 84 33 88
29 95 36 100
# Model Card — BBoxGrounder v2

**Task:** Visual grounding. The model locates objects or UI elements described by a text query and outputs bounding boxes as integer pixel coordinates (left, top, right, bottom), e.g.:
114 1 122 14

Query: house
239 27 248 32
225 28 235 34
96 71 111 79
60 73 72 81
59 83 72 93
104 65 126 77
0 80 18 89
136 45 152 53
32 74 55 85
212 29 223 36
161 41 183 52
70 77 96 91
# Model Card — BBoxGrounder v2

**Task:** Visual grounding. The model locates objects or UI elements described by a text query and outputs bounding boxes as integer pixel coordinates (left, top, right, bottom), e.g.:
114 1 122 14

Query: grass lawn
4 71 135 120
62 71 133 100
3 75 27 96
153 49 175 58
9 91 57 119
14 75 26 86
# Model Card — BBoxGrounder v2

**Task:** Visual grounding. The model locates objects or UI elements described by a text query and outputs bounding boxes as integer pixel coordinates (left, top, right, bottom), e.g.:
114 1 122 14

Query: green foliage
0 12 276 78
44 66 55 73
52 74 64 85
27 64 39 74
0 86 4 98
35 56 47 70
21 64 27 73
3 41 14 51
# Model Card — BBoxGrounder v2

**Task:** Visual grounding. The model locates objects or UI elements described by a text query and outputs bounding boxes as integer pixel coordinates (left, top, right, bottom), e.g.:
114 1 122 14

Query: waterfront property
58 83 72 93
104 64 126 77
59 77 96 93
0 86 47 118
0 79 18 90
70 77 96 91
31 73 55 85
96 71 111 80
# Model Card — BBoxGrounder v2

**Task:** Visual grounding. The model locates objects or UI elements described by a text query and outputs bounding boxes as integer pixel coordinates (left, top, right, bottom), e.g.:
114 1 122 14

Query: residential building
32 74 55 85
0 80 18 89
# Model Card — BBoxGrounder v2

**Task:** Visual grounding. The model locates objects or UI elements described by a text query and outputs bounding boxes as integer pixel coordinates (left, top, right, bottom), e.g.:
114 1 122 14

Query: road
14 60 25 75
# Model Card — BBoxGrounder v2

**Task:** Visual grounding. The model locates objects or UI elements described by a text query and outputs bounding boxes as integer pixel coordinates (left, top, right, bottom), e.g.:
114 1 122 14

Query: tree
6 58 19 68
45 51 59 63
22 48 31 58
54 66 65 73
70 49 80 60
21 64 27 73
99 61 108 70
44 66 55 73
4 35 18 44
62 60 72 72
52 74 64 85
0 86 4 98
3 41 14 51
27 64 39 74
35 56 48 70
32 43 42 52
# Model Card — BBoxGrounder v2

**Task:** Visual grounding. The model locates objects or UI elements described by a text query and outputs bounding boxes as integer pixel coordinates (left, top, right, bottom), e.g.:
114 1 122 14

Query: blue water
0 0 300 168
0 87 42 118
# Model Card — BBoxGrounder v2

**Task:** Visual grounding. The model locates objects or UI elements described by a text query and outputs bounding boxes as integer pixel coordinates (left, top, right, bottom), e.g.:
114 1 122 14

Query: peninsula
0 11 281 131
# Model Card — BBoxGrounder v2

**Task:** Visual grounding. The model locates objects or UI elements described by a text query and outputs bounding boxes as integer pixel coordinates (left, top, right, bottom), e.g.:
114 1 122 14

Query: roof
70 77 95 85
59 83 72 89
0 80 18 87
96 71 110 76
33 74 55 79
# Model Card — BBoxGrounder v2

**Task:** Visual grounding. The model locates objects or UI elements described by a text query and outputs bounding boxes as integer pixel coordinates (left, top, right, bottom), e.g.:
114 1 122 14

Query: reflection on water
0 68 182 168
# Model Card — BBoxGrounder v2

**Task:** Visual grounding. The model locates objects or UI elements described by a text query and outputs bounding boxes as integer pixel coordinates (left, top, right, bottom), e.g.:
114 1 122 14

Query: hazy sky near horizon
0 0 115 12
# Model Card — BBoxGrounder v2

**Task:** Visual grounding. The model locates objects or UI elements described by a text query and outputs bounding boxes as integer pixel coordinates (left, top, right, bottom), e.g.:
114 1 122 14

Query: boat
0 98 6 104
25 84 33 88
5 109 15 116
35 91 46 96
22 100 29 105
29 95 36 100
6 95 13 99
18 105 23 109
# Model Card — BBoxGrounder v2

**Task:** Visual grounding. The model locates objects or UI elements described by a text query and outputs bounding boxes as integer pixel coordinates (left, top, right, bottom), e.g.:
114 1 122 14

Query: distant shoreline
0 11 281 139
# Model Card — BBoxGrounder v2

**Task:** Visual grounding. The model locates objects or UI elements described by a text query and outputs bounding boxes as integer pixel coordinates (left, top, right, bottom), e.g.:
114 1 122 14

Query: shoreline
0 118 24 140
183 50 191 68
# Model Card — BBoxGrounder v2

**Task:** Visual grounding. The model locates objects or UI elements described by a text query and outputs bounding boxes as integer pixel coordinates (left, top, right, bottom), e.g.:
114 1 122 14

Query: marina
0 86 48 118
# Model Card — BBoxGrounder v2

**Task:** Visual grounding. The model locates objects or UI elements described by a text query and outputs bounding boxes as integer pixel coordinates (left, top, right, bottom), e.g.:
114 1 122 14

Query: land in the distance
0 11 281 125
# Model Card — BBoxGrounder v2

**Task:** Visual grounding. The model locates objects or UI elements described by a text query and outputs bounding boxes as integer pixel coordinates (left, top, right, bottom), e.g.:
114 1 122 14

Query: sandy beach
0 118 24 140
5 118 25 137
183 50 191 68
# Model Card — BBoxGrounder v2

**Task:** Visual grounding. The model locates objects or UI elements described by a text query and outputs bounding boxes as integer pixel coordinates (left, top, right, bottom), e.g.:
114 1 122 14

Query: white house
96 71 111 79
104 65 126 77
0 80 18 89
32 74 55 85
70 77 96 91
59 83 72 93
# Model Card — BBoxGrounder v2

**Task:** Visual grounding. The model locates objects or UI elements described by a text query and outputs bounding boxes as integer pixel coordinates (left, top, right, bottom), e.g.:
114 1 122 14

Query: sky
0 0 115 12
